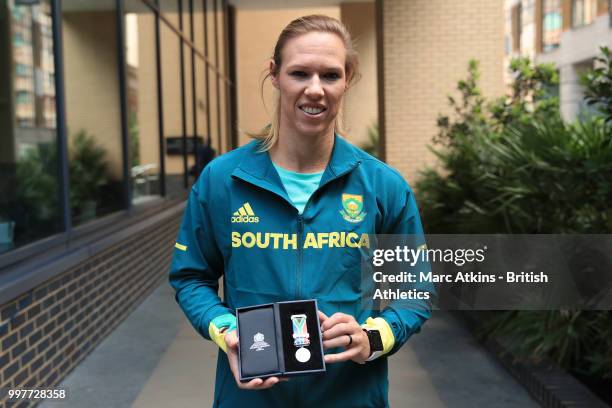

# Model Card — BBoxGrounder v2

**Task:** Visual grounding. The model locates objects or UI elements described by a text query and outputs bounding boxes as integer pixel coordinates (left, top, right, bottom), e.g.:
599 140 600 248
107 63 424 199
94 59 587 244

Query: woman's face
271 31 347 139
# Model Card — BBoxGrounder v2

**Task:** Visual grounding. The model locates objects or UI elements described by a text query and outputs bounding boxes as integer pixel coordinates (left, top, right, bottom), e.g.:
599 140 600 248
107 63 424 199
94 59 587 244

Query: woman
169 15 432 407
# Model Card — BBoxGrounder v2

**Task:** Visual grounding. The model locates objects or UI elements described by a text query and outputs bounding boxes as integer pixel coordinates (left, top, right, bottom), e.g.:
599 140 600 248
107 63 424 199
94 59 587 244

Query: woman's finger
240 376 280 390
320 312 354 332
241 378 263 388
324 348 360 364
322 334 353 350
321 322 354 340
317 310 328 323
259 377 281 389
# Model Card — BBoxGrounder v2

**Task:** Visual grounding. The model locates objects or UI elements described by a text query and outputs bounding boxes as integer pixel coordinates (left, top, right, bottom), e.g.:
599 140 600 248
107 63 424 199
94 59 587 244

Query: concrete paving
43 283 539 408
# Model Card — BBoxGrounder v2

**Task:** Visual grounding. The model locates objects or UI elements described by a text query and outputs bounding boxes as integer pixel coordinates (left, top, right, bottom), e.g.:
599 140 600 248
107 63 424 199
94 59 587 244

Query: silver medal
291 314 311 363
295 347 311 362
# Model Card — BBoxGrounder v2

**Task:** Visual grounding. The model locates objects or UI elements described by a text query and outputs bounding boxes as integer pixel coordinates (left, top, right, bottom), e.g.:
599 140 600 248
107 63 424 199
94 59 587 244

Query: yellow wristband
208 314 237 353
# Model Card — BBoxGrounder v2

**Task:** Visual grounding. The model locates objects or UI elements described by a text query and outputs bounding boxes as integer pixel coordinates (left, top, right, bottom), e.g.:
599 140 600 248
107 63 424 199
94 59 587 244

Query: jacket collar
231 134 361 197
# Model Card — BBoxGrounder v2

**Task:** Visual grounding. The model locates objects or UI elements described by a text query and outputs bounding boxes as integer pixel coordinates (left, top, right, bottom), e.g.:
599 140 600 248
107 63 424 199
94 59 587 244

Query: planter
455 311 610 408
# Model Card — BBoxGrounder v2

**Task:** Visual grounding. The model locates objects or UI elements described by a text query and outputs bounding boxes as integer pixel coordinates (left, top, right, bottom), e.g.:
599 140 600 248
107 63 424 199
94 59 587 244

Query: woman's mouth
299 105 327 117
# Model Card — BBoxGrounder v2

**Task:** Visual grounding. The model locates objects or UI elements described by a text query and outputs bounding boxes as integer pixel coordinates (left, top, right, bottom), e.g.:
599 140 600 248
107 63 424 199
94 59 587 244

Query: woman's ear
269 60 279 89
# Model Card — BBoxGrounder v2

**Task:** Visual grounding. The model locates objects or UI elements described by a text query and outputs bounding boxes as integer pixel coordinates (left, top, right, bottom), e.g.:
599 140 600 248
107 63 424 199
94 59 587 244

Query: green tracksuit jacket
169 135 433 407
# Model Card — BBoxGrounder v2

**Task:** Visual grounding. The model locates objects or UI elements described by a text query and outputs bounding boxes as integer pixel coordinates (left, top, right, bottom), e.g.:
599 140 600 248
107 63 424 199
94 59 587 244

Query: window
205 0 230 157
0 0 235 259
62 0 126 225
125 0 162 205
194 1 212 180
1 0 62 254
183 2 196 185
542 0 562 52
157 0 231 195
572 0 598 27
160 10 187 197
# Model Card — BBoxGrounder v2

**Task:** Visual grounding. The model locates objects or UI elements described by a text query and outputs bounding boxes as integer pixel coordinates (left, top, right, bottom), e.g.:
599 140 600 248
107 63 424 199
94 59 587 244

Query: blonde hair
249 15 360 151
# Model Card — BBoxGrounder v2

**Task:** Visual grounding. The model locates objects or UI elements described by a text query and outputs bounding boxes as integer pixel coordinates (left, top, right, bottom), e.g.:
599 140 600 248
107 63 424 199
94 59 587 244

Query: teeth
301 106 323 115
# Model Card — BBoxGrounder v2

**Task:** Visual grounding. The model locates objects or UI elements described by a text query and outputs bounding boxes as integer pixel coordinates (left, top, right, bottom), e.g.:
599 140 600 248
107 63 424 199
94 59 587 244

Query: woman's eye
323 72 341 80
290 71 307 78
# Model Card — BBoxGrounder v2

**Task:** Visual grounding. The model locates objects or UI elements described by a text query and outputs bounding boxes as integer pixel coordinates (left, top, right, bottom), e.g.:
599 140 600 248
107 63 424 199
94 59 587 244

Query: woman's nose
305 76 324 98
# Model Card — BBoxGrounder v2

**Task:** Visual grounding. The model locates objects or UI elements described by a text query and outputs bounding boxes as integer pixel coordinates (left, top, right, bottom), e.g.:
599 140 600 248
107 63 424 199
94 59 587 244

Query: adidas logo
231 202 260 223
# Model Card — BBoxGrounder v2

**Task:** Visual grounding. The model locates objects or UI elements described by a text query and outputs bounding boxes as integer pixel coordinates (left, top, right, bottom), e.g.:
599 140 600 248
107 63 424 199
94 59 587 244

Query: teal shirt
272 163 323 214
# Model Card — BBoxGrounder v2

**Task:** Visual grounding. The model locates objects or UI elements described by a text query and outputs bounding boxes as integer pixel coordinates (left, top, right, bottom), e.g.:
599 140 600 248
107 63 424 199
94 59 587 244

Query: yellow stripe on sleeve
174 242 187 251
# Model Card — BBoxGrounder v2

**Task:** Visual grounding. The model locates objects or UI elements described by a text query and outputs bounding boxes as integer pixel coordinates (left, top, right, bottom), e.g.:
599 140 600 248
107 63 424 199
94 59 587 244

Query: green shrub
14 130 111 228
415 53 612 379
483 310 612 379
16 142 61 234
69 130 110 222
581 46 612 124
129 111 140 167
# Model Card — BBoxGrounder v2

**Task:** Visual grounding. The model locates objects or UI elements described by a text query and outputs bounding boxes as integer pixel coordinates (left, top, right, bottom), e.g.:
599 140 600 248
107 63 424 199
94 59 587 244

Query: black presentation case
236 299 326 381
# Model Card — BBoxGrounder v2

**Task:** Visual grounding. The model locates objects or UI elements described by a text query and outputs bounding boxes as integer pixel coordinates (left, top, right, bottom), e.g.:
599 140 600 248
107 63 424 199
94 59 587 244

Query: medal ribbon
291 314 310 346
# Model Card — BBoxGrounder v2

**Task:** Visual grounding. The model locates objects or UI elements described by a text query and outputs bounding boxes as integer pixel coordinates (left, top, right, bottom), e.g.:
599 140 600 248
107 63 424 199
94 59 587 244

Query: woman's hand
319 311 370 364
224 330 287 389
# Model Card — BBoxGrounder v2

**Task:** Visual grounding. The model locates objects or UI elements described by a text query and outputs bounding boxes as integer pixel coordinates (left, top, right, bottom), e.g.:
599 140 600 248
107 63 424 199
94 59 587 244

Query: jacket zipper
296 214 304 299
293 162 360 300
